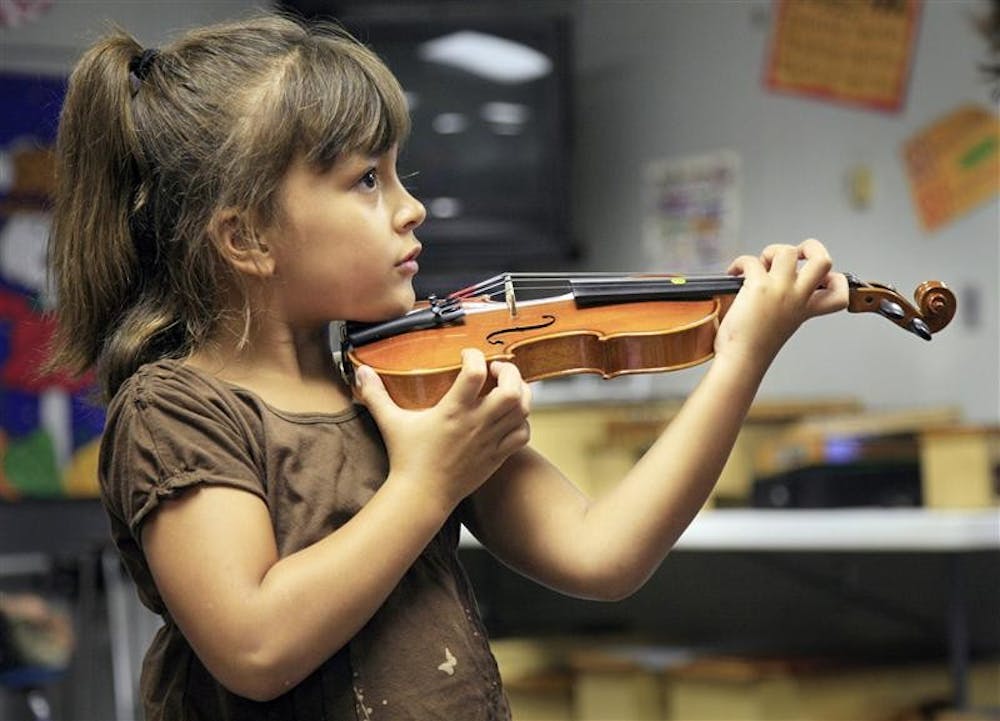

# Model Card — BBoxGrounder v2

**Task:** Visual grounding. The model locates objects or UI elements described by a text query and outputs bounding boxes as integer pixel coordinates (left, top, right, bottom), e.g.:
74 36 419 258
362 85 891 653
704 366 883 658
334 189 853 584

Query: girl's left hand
354 348 532 512
715 238 849 368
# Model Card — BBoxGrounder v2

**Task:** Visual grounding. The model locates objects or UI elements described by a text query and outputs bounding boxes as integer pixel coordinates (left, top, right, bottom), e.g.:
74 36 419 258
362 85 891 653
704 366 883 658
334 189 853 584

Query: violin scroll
914 281 958 334
845 274 956 340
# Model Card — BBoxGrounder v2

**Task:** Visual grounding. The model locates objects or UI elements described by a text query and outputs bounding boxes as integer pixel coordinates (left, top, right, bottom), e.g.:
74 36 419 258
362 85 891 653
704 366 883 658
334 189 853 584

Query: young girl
47 12 848 720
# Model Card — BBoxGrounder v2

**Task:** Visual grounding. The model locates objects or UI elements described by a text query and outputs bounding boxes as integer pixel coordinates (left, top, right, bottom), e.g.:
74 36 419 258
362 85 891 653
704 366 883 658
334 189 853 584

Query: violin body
347 293 734 408
341 272 955 409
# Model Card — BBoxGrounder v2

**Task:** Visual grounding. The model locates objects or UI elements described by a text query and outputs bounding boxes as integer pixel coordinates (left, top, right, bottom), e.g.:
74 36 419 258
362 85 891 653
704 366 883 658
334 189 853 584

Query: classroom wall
1 0 996 423
0 1 266 74
569 0 999 423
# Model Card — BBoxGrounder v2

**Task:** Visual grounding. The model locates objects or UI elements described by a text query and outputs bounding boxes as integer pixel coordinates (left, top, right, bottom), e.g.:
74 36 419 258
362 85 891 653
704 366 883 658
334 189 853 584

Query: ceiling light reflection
418 30 552 84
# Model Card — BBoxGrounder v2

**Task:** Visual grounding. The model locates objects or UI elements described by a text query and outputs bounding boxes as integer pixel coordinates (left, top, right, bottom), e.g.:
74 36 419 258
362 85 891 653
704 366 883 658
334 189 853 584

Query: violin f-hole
485 315 557 346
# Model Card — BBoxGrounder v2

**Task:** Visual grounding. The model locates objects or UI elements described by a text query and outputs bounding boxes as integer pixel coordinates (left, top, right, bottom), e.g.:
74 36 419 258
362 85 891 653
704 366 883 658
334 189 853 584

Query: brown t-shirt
99 359 511 720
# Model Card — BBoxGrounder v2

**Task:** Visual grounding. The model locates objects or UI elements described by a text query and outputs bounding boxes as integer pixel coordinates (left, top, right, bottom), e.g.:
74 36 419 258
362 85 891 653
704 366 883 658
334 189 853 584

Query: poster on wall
902 104 1000 232
764 0 922 113
640 149 741 274
0 72 104 499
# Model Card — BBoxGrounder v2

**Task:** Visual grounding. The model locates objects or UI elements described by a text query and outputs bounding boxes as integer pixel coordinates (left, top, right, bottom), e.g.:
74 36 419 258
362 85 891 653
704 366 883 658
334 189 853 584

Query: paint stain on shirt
437 647 458 676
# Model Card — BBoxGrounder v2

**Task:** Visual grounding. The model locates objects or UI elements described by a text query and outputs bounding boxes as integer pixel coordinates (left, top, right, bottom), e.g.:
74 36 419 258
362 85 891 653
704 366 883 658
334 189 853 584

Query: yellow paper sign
765 0 922 112
903 105 1000 232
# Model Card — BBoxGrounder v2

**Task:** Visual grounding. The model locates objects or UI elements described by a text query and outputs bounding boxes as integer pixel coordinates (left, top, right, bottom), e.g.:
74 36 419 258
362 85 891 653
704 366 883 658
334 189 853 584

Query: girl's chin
384 291 417 318
401 284 418 309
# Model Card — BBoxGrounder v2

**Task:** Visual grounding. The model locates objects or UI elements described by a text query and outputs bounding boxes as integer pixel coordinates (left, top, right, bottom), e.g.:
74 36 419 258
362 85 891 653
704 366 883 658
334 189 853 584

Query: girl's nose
397 188 426 232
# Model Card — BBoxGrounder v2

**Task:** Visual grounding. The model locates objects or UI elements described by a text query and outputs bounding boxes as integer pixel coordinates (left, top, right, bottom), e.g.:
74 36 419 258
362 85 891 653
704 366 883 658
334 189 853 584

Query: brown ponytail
48 29 148 395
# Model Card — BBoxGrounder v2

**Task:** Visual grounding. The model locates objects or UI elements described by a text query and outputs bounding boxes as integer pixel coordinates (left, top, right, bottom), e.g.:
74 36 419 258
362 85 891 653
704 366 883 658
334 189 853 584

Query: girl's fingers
806 271 850 316
488 361 531 450
519 379 533 416
496 421 531 457
353 365 395 417
793 238 834 292
758 243 794 266
442 348 490 406
490 360 531 411
757 239 838 308
490 359 522 393
726 254 764 278
760 243 800 278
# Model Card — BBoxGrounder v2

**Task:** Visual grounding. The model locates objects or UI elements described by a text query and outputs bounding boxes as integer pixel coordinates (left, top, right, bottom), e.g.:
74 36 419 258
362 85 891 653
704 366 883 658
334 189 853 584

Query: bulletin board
641 150 741 273
765 0 922 112
902 104 1000 232
0 72 104 499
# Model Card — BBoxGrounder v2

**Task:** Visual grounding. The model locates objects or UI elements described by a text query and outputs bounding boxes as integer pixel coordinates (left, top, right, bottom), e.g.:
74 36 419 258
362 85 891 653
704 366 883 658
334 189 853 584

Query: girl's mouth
396 245 421 275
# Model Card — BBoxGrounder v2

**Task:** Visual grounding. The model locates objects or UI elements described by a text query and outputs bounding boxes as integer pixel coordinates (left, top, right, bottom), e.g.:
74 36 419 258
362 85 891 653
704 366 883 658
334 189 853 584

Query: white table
673 508 1000 552
462 507 1000 710
461 507 1000 552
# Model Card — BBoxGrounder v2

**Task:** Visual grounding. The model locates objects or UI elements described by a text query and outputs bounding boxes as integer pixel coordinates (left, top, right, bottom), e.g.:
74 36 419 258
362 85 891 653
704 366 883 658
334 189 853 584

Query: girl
47 12 848 720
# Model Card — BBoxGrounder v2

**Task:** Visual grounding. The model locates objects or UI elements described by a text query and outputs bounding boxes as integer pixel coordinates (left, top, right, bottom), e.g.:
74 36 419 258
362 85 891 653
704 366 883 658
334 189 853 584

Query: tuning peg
879 299 905 320
909 317 932 340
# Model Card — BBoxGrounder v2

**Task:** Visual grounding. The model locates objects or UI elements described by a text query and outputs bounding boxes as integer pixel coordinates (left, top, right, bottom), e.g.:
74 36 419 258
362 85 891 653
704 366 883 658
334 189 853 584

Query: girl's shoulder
100 360 269 542
119 356 226 395
110 358 249 421
110 358 365 428
104 358 264 451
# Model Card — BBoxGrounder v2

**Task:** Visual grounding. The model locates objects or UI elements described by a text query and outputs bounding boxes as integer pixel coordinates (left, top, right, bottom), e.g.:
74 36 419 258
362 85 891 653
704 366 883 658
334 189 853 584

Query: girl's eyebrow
326 152 374 173
344 151 381 166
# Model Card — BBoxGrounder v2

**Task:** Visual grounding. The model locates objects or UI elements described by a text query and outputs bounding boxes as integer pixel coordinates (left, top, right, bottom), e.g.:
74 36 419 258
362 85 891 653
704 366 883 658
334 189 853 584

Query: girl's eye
358 168 378 191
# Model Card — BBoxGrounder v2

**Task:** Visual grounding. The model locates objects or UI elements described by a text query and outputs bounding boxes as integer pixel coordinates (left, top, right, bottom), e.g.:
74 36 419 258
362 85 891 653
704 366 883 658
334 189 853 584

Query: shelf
673 508 1000 552
461 508 1000 553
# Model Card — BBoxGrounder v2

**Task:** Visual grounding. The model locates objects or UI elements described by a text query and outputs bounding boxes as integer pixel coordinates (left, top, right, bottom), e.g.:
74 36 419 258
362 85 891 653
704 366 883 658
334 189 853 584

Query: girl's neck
187 324 354 414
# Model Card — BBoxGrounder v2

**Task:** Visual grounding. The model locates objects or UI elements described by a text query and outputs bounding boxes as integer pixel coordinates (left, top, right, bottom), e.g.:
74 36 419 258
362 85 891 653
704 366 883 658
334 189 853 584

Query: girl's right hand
353 348 532 512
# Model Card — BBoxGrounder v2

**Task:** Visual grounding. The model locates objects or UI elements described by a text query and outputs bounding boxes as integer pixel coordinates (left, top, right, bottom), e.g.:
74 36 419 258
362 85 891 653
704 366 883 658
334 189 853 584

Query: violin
341 272 956 409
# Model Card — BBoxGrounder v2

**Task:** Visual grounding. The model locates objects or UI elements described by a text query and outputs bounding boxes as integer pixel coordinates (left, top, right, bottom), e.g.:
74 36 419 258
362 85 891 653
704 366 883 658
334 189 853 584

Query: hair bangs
296 37 410 169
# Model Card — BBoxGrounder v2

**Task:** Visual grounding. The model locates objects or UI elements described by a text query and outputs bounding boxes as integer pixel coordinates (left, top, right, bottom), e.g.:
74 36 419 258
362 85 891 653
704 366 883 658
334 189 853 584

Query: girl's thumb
354 365 391 412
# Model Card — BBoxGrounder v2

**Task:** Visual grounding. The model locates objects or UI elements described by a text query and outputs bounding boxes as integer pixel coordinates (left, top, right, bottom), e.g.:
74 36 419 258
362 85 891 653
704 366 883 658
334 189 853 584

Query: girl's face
266 145 426 326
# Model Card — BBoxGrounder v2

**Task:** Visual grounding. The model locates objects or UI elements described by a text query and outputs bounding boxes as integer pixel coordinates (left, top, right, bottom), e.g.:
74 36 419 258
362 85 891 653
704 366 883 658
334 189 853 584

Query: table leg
947 554 969 710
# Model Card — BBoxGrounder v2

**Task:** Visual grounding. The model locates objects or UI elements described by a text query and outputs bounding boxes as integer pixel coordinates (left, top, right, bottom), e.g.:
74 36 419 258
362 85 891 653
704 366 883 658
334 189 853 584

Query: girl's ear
210 208 275 278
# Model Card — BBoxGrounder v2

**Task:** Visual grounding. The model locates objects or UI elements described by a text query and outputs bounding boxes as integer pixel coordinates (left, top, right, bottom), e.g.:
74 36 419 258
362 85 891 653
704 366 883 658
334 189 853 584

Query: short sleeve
99 362 267 541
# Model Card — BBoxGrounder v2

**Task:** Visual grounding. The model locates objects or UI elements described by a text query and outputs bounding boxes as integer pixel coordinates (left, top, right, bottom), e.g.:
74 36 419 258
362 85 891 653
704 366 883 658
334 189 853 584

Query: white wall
570 0 999 422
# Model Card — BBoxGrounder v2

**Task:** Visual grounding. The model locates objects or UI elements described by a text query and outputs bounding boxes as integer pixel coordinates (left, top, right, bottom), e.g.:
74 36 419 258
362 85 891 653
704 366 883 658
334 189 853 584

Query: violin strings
455 277 727 302
451 274 642 299
448 272 740 302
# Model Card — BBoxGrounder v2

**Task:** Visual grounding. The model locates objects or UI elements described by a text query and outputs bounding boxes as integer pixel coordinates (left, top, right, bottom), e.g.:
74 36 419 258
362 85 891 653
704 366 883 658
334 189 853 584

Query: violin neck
570 276 744 307
452 272 745 305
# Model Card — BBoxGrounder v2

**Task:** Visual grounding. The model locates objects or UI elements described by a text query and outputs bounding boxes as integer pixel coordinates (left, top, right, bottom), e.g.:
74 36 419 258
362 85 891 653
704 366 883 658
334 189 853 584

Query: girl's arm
462 240 849 600
142 350 530 701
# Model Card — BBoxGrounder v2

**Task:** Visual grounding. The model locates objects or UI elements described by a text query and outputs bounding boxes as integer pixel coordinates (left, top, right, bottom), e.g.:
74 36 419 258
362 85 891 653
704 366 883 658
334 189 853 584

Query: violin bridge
504 274 518 318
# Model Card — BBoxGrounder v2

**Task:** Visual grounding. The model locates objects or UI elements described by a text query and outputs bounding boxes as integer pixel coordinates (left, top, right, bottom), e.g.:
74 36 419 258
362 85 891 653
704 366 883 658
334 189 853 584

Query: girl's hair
47 12 410 402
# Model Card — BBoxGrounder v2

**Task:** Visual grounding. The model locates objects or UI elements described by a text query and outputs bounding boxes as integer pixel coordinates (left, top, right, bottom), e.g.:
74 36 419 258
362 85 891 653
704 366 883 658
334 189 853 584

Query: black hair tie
128 48 160 96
